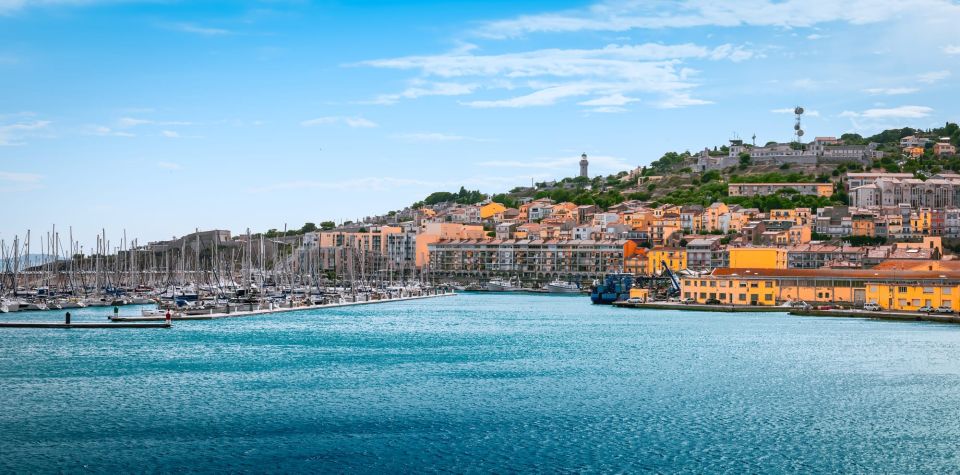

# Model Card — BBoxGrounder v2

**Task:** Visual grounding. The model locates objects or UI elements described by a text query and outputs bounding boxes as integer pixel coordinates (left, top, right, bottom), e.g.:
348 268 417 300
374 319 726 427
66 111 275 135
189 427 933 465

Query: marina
3 292 960 473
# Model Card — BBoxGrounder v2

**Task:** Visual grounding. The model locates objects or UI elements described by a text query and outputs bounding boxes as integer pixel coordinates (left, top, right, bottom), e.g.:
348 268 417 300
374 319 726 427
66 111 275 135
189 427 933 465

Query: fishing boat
485 278 521 292
545 279 581 293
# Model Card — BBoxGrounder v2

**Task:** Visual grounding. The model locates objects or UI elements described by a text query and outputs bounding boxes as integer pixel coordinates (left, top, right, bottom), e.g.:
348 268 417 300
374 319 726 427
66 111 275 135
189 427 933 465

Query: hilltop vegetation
387 122 960 222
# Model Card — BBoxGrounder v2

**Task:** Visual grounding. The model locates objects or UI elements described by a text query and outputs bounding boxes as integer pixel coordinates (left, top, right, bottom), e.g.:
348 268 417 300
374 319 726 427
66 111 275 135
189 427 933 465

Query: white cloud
170 23 231 36
863 87 919 95
578 93 638 106
390 132 487 143
0 170 43 192
117 117 192 128
943 45 960 55
161 130 180 138
806 33 827 40
370 81 479 105
587 106 628 113
657 93 713 109
88 125 134 137
0 171 42 183
770 107 820 117
300 116 378 128
0 120 50 146
157 161 182 170
841 105 933 119
475 0 960 37
918 70 951 83
361 42 749 109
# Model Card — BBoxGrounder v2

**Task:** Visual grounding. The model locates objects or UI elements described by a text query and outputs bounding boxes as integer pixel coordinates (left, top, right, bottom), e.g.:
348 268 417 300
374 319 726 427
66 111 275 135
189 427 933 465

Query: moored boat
485 278 521 292
545 279 581 293
590 273 634 304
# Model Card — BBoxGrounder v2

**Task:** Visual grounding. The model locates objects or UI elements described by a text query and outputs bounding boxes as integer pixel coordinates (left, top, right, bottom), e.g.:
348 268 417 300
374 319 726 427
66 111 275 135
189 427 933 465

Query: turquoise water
3 293 960 472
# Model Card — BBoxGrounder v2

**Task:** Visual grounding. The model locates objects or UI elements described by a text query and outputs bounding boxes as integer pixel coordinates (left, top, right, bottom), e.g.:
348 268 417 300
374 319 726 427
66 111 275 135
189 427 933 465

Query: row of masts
1 226 431 296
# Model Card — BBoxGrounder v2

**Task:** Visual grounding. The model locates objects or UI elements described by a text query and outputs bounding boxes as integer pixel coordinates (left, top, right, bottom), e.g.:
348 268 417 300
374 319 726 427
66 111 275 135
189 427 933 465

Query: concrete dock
613 301 791 312
0 322 171 329
109 292 458 322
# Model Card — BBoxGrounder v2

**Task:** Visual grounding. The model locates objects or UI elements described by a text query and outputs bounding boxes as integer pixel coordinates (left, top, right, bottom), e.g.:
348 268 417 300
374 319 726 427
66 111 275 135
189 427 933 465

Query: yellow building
480 202 506 219
702 202 729 232
682 263 960 311
728 247 787 269
851 214 876 237
682 273 779 305
910 208 932 235
646 247 686 275
866 283 957 312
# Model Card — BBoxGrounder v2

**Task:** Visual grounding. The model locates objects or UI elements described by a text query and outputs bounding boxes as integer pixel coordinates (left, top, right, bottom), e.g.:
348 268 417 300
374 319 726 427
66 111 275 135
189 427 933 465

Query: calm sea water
2 293 960 472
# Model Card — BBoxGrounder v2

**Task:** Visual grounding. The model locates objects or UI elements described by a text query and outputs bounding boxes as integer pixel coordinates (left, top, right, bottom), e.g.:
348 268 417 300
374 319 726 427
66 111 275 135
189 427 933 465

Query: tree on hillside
320 221 336 230
300 222 317 233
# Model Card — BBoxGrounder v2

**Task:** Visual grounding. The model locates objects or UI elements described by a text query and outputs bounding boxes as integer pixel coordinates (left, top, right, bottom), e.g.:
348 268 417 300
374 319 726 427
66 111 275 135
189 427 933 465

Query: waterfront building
427 238 625 280
682 261 960 311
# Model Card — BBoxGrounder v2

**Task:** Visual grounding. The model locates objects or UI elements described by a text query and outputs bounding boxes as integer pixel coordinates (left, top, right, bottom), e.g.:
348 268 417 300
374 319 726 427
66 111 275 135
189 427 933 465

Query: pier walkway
109 292 457 322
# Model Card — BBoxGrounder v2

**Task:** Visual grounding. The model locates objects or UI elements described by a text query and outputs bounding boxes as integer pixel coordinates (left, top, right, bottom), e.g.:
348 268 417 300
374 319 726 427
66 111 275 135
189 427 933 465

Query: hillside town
5 123 960 315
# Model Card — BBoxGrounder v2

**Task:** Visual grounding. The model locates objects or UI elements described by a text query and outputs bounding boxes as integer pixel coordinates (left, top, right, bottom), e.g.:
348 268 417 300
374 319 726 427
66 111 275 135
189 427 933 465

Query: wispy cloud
0 171 43 192
157 161 182 170
475 0 959 37
918 70 951 84
300 116 378 128
863 87 919 95
943 45 960 55
362 42 753 110
117 117 192 128
161 130 180 138
87 125 135 137
578 93 638 107
840 105 933 119
390 132 487 143
369 80 480 105
0 120 51 146
770 107 820 117
170 22 231 36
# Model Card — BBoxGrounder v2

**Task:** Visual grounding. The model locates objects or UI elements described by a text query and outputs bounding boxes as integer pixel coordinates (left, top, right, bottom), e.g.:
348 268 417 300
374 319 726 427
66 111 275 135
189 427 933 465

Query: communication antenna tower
793 106 805 145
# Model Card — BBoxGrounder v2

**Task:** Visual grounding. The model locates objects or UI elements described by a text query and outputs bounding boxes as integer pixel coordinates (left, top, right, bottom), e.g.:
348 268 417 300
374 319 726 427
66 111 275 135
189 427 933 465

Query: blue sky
1 0 958 249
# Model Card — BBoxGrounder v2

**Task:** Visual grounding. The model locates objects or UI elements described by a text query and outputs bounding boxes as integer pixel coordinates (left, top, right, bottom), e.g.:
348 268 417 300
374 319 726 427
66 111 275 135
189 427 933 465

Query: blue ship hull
590 273 635 304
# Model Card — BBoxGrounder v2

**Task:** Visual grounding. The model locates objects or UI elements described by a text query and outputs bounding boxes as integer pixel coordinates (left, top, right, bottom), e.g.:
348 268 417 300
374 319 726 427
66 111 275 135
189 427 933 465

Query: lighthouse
579 153 589 178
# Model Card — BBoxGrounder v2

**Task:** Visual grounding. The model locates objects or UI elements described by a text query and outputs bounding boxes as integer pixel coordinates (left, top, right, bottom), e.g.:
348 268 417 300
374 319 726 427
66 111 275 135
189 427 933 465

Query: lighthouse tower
579 153 589 178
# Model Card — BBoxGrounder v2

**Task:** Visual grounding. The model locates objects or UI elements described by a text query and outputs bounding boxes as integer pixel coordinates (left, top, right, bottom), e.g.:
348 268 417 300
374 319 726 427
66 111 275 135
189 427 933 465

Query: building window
945 288 953 295
738 294 746 301
913 299 921 306
898 286 908 293
924 287 934 294
764 281 773 288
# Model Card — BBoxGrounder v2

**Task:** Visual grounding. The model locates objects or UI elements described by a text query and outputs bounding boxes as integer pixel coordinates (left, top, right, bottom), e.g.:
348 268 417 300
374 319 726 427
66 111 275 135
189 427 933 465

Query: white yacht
485 278 521 292
545 279 581 293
